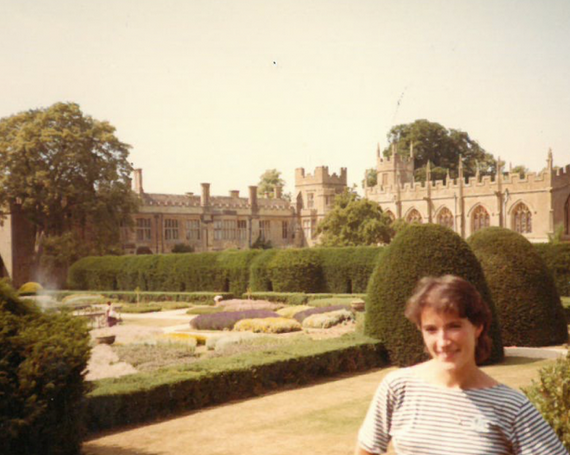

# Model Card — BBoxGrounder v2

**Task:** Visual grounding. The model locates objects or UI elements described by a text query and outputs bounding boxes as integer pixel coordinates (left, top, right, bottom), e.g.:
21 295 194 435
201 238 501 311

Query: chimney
275 185 282 199
133 169 144 195
201 183 210 207
248 186 258 210
230 190 240 198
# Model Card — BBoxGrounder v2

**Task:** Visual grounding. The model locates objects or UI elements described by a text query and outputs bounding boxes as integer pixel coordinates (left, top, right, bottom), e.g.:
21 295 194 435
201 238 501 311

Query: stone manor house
121 147 570 256
2 146 570 285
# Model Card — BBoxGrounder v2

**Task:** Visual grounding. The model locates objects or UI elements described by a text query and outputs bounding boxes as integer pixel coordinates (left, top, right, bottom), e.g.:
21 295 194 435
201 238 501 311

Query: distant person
356 275 568 455
105 302 118 327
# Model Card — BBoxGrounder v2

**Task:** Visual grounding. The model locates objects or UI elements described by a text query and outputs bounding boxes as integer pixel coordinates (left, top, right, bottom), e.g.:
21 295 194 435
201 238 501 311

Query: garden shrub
302 309 354 329
157 333 198 350
62 293 106 306
366 223 504 367
293 304 351 323
0 282 91 455
469 227 568 347
276 305 313 318
234 317 302 333
534 243 570 296
189 310 279 330
317 247 383 293
524 350 570 451
307 297 356 307
216 299 284 312
17 281 43 296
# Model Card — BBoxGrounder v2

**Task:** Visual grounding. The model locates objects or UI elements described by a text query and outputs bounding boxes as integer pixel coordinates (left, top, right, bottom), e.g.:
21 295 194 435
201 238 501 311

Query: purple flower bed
189 309 279 330
293 305 351 323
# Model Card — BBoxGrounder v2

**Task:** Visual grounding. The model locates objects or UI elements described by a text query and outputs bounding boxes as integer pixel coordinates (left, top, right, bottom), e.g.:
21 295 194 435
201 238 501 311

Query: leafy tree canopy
362 168 377 188
0 102 138 268
316 189 393 246
383 119 498 181
258 169 286 198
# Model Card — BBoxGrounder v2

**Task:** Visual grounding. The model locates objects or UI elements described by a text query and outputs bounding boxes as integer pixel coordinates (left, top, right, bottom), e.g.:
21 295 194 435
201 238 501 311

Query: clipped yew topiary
365 223 504 366
534 243 570 297
0 282 91 455
468 227 568 347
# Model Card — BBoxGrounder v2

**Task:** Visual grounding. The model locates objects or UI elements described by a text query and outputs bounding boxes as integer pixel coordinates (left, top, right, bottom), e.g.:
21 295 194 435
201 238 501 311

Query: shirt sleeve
357 375 396 454
511 399 569 455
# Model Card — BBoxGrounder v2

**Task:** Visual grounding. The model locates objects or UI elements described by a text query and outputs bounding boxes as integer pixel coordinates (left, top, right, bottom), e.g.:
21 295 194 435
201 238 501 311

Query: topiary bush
0 282 91 455
302 309 354 329
293 304 351 323
276 305 313 318
534 243 570 297
189 310 279 330
233 317 302 333
17 281 43 296
524 350 570 451
469 227 568 347
365 223 504 367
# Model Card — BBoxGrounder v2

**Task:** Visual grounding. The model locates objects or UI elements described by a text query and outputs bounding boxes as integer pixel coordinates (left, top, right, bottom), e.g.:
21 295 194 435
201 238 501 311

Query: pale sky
2 0 570 196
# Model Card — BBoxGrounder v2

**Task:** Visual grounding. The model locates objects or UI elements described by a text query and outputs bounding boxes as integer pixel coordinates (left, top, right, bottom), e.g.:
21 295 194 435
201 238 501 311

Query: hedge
534 243 570 297
84 334 388 434
67 250 261 295
365 223 504 367
317 247 383 293
68 247 382 295
0 283 91 455
49 290 234 304
245 292 366 306
469 228 568 347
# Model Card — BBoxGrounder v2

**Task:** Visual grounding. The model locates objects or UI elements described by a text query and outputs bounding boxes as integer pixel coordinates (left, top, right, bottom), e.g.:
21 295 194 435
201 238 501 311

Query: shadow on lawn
83 444 161 455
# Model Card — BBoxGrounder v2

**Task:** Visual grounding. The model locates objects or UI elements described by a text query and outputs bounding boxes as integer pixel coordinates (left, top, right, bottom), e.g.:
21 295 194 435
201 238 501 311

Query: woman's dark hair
405 275 492 364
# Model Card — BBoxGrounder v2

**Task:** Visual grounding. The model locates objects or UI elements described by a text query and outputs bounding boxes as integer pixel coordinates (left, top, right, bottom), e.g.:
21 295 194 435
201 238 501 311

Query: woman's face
420 306 482 371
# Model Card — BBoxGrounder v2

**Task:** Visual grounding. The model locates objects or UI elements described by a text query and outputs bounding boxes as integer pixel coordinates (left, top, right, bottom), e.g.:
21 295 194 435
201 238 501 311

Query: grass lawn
84 356 557 455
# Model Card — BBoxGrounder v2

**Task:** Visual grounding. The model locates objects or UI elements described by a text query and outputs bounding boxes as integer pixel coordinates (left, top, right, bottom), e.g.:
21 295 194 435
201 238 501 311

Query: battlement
295 166 347 186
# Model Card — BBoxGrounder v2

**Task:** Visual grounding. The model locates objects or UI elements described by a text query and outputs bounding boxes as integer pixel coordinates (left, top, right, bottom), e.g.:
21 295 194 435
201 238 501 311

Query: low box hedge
244 292 366 306
84 334 387 434
47 290 233 304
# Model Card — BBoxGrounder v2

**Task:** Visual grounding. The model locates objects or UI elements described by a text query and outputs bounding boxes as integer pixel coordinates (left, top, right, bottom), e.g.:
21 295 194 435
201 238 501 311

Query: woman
356 275 568 455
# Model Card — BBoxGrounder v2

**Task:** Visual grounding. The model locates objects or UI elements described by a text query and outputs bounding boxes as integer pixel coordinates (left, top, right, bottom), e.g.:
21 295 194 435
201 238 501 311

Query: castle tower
294 166 348 246
375 143 414 188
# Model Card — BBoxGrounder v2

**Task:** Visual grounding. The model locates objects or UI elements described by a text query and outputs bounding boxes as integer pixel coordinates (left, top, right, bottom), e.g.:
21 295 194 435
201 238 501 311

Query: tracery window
472 206 490 233
384 210 396 222
512 203 532 234
437 207 454 229
406 209 422 224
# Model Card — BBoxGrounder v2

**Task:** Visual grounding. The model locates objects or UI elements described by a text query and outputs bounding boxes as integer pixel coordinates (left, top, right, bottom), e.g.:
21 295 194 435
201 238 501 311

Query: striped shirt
358 368 569 455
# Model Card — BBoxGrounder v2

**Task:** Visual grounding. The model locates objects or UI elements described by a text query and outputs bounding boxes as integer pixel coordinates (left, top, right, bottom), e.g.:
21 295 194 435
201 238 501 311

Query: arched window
406 209 422 224
512 203 532 234
384 210 396 222
437 207 454 229
472 206 490 233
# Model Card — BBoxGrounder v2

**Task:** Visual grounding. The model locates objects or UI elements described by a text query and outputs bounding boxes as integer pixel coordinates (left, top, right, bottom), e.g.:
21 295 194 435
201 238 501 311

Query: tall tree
0 102 138 268
258 169 286 198
316 188 393 246
383 119 496 181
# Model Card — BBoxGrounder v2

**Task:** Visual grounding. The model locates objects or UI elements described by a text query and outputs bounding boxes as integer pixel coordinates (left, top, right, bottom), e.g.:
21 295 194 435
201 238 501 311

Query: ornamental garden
3 225 570 454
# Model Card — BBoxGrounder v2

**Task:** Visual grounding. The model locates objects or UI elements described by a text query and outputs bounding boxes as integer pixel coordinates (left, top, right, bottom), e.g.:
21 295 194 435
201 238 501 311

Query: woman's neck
419 360 495 390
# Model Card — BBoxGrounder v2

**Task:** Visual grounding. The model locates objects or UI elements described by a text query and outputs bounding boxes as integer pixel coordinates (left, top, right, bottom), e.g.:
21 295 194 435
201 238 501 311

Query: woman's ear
475 324 483 338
